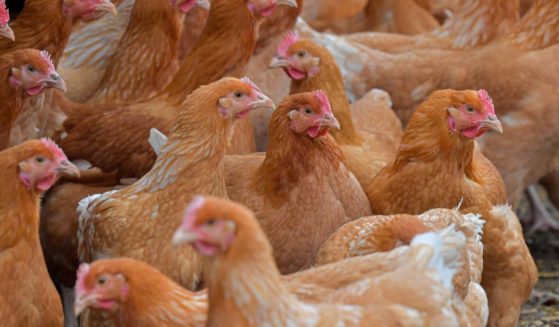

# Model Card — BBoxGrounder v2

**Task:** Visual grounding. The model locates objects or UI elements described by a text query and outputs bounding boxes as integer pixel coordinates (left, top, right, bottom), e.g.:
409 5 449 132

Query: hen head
172 196 257 256
172 0 211 13
246 0 298 18
282 90 340 138
8 50 66 96
16 138 79 192
270 31 322 80
74 261 130 316
440 89 503 139
214 77 275 120
0 0 13 41
62 0 117 21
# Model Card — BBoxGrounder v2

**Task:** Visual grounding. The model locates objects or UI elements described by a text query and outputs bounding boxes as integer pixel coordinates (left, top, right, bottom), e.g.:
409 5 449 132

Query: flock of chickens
0 0 557 326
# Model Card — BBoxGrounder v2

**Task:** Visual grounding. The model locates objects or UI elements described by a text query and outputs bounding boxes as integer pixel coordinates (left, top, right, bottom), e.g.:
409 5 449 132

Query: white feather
149 128 169 157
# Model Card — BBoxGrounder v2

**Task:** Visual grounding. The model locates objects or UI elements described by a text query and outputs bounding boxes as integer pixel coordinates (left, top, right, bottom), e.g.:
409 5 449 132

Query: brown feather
87 0 185 104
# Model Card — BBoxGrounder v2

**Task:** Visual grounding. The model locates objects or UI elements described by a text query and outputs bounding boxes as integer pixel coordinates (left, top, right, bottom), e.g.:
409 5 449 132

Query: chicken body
225 92 371 273
366 89 537 326
316 209 488 327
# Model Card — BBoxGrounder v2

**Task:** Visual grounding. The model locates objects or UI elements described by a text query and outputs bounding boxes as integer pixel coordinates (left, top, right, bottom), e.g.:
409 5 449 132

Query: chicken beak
74 293 97 317
94 0 118 16
172 227 199 246
269 57 290 69
319 114 340 130
480 115 503 134
250 92 276 111
196 0 211 10
0 25 15 42
276 0 298 8
45 73 67 93
55 159 81 177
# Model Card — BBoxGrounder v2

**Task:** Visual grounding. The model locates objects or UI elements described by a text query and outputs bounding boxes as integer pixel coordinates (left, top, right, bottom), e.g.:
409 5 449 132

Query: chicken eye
234 92 244 99
35 156 46 163
206 219 216 226
297 51 306 58
97 276 108 285
303 108 313 115
465 105 475 113
26 65 37 74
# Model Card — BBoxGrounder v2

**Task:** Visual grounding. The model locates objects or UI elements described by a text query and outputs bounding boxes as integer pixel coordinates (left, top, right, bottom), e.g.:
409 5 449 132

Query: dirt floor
518 190 559 326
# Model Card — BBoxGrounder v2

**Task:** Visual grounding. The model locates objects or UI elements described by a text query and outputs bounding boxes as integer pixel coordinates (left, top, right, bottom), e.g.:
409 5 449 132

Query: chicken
60 0 135 102
77 78 273 290
172 196 466 327
74 258 208 327
224 91 371 273
347 0 520 53
0 49 66 150
0 0 14 41
366 89 537 326
315 209 488 327
57 0 297 179
301 0 368 31
270 32 402 187
86 0 211 104
40 178 121 327
5 0 117 146
0 138 79 327
309 0 439 36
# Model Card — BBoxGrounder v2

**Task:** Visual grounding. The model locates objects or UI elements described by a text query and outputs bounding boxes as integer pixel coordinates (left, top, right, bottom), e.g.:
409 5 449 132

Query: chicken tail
408 226 466 290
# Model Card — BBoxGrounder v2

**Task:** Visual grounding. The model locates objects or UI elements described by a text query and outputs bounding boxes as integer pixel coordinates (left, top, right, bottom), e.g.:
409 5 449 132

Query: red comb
240 76 262 92
313 90 332 115
40 138 67 160
0 0 9 25
76 263 91 294
40 50 55 71
478 89 495 115
277 31 300 57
